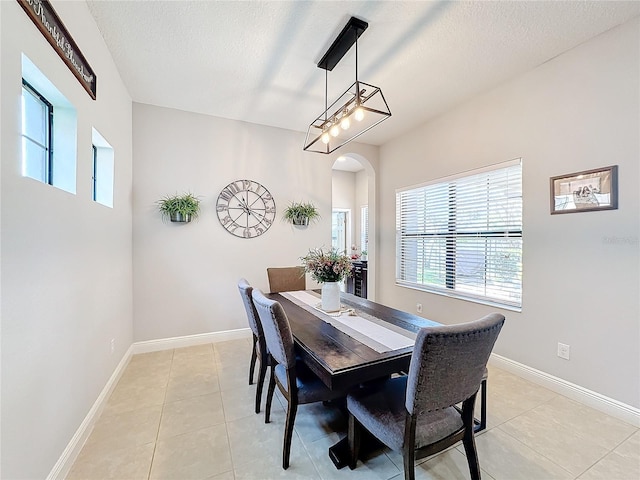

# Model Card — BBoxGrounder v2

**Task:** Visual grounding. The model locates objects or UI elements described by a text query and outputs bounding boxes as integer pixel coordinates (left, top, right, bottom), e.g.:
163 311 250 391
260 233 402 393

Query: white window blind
396 159 522 309
361 205 369 254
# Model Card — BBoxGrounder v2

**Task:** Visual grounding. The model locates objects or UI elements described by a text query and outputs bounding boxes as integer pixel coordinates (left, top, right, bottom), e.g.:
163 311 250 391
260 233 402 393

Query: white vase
321 281 341 312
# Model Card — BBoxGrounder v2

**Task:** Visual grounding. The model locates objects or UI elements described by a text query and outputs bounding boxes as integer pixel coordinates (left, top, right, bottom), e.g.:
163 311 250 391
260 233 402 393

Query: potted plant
282 201 320 226
157 192 201 223
301 247 353 311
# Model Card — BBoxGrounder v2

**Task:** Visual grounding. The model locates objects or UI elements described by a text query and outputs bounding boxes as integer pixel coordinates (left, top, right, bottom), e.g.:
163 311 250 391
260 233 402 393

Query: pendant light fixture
303 17 391 154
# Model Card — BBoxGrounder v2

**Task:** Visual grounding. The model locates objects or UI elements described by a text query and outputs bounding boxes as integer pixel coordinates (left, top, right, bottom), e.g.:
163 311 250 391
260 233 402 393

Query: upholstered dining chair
237 279 269 414
347 313 505 480
266 266 306 293
251 289 347 469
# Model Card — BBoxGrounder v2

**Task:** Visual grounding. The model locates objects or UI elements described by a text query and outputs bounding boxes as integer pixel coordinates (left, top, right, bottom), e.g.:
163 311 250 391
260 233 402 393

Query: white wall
0 1 133 478
331 169 356 249
132 103 378 342
378 19 640 408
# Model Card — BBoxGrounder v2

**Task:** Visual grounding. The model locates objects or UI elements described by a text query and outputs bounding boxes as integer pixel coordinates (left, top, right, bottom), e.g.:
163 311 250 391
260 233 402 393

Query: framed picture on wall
550 165 618 214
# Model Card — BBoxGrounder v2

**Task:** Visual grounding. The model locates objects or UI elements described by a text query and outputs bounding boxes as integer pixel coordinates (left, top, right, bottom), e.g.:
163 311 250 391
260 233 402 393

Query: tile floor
67 339 639 480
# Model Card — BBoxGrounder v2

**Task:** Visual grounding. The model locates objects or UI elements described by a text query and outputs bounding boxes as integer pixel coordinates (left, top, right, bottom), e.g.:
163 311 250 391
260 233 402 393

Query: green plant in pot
282 201 320 226
157 192 201 223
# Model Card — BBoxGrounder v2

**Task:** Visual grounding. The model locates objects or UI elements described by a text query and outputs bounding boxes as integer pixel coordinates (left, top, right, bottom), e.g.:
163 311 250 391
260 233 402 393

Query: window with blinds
361 205 369 254
396 159 522 309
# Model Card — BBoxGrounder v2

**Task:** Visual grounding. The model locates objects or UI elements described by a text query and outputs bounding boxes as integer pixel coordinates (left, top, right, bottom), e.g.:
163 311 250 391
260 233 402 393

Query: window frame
21 78 54 184
396 159 523 310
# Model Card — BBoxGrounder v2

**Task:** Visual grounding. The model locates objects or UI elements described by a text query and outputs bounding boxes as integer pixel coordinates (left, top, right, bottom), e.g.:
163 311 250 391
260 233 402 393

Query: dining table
268 289 489 468
267 289 450 468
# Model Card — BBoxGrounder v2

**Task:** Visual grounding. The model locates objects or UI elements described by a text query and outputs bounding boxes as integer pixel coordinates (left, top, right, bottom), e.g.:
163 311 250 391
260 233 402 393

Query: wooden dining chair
237 279 269 414
251 289 347 469
347 313 505 480
266 266 306 293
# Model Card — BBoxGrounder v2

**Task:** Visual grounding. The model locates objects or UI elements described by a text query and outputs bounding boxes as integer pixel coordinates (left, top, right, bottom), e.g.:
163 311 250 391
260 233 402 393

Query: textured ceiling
86 1 640 147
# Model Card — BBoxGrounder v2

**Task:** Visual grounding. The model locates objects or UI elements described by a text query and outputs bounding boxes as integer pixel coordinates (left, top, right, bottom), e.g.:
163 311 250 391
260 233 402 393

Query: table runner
280 290 416 353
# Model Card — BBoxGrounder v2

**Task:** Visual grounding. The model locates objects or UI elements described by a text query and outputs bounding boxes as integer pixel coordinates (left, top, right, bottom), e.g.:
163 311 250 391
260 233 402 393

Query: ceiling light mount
304 16 391 154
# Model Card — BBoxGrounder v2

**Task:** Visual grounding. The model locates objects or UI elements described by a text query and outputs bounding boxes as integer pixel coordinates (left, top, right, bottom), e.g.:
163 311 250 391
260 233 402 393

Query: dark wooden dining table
268 290 440 468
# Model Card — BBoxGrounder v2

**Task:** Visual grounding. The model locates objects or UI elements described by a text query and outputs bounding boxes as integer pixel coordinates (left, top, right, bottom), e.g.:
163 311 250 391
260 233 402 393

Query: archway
331 152 377 300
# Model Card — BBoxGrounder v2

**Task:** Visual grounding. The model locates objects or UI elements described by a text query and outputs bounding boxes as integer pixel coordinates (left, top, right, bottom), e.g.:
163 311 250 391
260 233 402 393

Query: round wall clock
216 179 276 238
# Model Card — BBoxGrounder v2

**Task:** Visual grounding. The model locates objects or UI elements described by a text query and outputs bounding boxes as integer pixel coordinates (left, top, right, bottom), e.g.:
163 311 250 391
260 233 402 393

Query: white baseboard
131 327 252 354
47 327 252 480
489 353 640 427
47 344 134 480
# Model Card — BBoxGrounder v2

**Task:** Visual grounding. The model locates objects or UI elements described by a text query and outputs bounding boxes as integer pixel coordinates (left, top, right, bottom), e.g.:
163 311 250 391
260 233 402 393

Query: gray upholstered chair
251 289 346 469
347 313 505 480
237 279 269 414
266 266 306 293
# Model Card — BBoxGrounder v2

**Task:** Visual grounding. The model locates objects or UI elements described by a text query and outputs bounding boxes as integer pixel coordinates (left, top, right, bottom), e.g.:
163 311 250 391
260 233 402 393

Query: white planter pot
321 281 341 312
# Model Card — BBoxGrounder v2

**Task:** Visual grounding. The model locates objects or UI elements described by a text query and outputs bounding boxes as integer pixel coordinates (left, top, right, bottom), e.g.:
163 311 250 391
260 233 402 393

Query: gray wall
1 1 133 478
377 18 640 408
132 103 378 342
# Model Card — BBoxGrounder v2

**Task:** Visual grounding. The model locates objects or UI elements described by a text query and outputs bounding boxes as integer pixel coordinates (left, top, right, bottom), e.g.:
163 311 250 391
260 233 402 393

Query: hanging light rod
317 17 368 71
303 16 391 154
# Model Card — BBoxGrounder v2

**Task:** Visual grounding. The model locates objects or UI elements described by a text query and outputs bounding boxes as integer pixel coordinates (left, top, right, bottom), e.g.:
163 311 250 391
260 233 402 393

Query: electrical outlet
110 338 115 354
416 303 423 313
557 342 570 360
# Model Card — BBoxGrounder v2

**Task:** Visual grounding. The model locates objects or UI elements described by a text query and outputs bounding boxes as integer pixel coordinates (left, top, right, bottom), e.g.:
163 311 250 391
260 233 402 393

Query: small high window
91 128 114 208
21 80 53 184
21 54 77 194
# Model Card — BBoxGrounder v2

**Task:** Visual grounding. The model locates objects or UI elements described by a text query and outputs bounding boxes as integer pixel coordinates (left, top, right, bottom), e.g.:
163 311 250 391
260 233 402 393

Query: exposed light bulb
354 107 365 122
321 131 330 144
340 116 351 130
330 123 340 137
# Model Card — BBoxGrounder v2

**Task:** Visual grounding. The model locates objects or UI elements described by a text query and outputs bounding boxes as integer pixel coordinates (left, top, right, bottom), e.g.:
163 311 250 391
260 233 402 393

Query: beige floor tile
103 381 167 417
409 448 496 480
165 370 220 403
215 341 253 367
218 362 255 391
474 428 573 480
170 353 218 378
128 349 174 368
537 395 638 449
66 441 154 480
85 404 162 451
150 424 232 480
158 392 226 439
482 369 557 428
221 383 263 422
234 450 321 479
118 366 171 390
173 343 214 360
226 404 293 469
498 399 627 476
292 401 348 446
578 430 640 480
307 432 400 480
206 471 235 480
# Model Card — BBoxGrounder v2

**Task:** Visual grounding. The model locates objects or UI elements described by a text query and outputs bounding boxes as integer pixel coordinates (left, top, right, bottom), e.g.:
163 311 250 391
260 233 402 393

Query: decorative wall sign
216 180 276 238
550 165 618 214
18 0 97 99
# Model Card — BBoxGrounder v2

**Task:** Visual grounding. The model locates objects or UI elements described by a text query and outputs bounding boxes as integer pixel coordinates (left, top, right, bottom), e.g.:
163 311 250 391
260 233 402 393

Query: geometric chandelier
303 17 391 154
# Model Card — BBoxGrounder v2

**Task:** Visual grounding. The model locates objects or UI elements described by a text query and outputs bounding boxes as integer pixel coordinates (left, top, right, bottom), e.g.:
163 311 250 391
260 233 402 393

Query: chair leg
402 415 417 480
265 364 276 424
402 447 416 480
255 353 268 414
462 428 481 480
249 335 257 385
347 414 361 470
282 398 298 469
479 378 487 432
462 396 481 480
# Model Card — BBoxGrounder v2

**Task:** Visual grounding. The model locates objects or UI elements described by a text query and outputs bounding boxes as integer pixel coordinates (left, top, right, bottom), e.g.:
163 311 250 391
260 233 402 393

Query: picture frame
550 165 618 214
